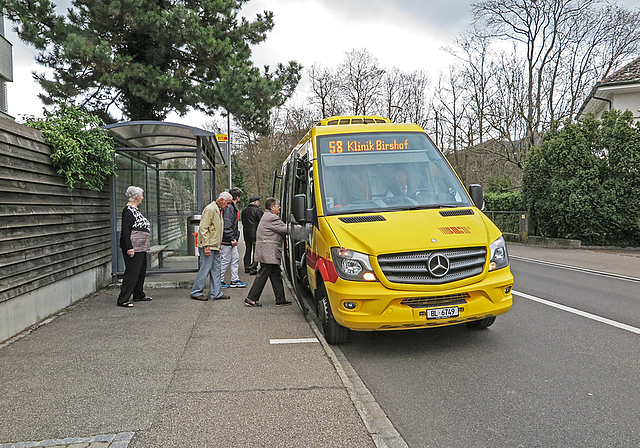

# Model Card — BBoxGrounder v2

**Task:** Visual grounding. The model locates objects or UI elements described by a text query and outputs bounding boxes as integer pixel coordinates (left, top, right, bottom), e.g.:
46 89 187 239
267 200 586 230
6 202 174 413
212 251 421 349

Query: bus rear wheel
317 284 349 345
466 316 496 329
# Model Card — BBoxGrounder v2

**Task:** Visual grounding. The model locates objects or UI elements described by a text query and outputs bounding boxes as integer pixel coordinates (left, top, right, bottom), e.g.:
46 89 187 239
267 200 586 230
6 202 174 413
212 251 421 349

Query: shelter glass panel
108 122 226 279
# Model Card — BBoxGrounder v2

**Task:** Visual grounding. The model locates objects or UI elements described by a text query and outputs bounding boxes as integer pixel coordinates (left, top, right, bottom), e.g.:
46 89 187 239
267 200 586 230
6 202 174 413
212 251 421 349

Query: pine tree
1 0 301 133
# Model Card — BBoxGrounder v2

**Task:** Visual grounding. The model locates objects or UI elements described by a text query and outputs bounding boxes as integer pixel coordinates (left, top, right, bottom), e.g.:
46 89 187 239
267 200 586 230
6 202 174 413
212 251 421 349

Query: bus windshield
317 132 472 215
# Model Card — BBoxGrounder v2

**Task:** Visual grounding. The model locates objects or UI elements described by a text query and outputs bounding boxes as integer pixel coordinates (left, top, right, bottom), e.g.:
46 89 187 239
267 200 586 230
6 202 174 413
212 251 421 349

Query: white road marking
513 290 640 335
269 337 319 344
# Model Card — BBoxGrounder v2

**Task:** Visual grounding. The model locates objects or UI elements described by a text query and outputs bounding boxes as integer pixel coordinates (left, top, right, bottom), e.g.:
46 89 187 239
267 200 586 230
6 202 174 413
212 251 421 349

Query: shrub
522 110 640 246
26 105 116 191
484 191 524 212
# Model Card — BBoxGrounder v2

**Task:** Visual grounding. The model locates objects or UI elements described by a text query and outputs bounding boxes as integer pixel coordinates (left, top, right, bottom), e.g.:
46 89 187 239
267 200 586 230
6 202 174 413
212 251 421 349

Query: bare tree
481 49 529 169
381 68 405 122
307 65 344 119
470 0 640 152
472 0 592 150
235 105 315 200
338 49 385 115
449 28 493 147
433 66 468 165
400 70 431 128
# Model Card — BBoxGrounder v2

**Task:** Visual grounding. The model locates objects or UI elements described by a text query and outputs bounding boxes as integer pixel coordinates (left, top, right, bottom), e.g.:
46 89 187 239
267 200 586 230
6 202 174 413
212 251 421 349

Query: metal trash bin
186 214 201 256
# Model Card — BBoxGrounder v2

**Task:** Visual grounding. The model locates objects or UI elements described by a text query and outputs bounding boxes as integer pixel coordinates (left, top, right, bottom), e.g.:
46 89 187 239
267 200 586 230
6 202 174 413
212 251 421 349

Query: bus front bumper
326 269 513 331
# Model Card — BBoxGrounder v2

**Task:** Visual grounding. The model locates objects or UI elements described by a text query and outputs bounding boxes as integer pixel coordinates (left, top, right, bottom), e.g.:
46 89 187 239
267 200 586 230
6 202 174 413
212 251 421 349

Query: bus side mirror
292 194 312 223
468 184 485 211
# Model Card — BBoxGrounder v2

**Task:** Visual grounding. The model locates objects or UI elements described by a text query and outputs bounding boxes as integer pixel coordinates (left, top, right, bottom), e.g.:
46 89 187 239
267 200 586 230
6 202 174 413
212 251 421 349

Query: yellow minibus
275 116 513 344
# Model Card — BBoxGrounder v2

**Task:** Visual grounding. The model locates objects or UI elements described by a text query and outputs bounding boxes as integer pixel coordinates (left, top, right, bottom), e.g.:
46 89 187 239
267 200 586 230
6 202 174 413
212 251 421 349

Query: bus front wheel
317 284 349 345
466 316 496 329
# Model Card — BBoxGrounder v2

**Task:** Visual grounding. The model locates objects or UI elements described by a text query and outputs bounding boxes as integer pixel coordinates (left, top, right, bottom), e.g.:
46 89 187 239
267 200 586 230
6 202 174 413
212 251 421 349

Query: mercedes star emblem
427 253 450 277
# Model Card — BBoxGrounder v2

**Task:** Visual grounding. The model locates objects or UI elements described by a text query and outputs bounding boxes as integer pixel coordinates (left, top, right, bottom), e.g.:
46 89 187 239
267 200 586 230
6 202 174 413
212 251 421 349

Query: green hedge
522 110 640 246
484 191 523 212
480 192 522 234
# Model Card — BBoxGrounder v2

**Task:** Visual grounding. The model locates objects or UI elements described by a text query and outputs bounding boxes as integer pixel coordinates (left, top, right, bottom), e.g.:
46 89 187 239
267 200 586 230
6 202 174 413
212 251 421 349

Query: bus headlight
331 247 378 282
489 236 509 271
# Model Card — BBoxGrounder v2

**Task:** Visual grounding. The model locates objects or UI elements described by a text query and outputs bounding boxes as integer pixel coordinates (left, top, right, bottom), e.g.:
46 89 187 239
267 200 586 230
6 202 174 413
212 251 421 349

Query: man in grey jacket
244 197 291 307
220 187 247 288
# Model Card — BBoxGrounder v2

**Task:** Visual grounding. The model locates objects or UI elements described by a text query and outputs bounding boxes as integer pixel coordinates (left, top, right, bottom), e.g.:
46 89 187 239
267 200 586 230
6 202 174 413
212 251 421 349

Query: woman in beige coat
244 197 291 307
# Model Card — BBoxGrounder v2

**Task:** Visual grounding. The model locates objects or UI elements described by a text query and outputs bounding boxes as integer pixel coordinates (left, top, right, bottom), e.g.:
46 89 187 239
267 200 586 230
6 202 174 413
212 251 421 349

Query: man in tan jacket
190 192 233 301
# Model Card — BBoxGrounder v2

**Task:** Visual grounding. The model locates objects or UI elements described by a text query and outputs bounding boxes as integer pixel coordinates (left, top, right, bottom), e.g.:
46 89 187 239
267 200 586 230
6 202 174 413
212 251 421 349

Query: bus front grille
401 293 470 308
377 247 486 285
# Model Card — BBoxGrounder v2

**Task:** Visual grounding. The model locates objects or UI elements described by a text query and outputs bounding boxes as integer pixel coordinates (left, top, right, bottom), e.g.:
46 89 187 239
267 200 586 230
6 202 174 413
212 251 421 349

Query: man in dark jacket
220 187 246 288
241 195 263 275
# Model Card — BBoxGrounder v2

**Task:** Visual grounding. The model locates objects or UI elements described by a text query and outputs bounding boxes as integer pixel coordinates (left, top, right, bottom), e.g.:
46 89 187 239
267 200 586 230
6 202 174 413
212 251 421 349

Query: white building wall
611 91 640 122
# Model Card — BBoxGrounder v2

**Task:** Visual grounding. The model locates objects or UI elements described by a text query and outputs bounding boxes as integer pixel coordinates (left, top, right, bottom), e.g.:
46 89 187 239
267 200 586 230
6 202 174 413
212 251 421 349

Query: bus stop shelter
103 121 227 281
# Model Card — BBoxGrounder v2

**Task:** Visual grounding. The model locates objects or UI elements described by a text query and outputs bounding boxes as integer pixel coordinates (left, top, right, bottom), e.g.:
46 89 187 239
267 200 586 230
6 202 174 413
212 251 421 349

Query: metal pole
227 112 232 189
109 174 118 283
227 111 233 190
196 137 203 213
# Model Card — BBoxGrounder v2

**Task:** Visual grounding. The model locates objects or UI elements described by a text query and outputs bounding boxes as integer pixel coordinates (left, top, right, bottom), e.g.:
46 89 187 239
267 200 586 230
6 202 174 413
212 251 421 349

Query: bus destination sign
326 138 409 154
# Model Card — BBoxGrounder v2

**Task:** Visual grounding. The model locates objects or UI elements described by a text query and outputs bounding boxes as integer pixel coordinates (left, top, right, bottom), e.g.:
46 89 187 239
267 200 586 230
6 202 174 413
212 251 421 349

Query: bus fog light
363 272 376 281
343 301 357 310
504 286 512 294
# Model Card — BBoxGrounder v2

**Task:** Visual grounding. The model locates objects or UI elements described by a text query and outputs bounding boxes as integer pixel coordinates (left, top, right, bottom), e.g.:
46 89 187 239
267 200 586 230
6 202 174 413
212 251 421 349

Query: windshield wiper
328 203 471 215
407 203 469 210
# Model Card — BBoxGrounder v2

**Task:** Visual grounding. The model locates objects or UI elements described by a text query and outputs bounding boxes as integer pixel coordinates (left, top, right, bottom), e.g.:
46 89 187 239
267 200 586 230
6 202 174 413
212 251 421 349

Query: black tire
466 316 496 329
317 283 349 345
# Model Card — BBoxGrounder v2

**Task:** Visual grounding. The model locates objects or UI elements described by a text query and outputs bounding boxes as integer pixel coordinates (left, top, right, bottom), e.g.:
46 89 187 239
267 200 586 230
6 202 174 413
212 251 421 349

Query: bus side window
293 152 310 208
281 162 291 221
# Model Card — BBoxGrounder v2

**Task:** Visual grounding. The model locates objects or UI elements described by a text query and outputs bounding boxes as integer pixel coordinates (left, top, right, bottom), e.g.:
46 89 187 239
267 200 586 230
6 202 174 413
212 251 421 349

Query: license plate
426 307 459 319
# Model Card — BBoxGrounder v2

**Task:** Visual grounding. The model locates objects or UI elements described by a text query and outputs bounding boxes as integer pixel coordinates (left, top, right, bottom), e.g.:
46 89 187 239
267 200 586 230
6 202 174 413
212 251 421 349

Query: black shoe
133 296 152 302
118 302 134 307
244 269 251 273
276 301 292 306
244 298 262 307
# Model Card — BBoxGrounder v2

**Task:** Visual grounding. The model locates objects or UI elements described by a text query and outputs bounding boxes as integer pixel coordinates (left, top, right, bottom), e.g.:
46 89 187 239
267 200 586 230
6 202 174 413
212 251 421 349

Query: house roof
599 56 640 86
576 56 640 120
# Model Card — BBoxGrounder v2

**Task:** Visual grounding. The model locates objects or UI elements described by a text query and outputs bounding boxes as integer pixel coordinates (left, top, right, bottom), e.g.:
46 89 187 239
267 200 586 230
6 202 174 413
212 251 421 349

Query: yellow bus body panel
312 210 512 331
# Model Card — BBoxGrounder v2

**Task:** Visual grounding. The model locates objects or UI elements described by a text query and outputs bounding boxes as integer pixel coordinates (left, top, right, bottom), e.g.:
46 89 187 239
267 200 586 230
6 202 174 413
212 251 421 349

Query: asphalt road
339 246 640 448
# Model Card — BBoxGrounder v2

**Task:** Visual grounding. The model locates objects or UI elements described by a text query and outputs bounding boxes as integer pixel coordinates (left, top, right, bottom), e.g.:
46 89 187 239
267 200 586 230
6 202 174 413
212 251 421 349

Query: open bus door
273 160 309 315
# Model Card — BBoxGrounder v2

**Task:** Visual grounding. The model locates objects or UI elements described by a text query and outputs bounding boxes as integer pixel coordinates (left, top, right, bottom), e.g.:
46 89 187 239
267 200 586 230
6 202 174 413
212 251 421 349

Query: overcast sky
3 0 640 129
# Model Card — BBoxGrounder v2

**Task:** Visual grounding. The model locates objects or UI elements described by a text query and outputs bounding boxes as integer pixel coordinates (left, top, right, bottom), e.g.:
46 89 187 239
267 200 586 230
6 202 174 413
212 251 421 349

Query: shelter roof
101 121 226 166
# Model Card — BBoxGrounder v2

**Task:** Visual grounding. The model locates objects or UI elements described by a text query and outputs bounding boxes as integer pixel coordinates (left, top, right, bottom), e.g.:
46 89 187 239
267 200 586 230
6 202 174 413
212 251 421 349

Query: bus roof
312 120 424 137
317 116 390 126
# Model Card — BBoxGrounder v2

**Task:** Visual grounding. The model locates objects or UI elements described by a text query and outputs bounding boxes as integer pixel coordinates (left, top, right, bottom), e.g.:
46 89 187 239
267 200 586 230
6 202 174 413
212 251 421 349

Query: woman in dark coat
117 186 152 307
241 195 263 275
244 197 291 307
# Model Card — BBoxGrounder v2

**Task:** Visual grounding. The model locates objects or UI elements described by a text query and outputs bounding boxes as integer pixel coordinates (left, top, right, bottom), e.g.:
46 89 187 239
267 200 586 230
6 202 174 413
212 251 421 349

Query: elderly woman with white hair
117 186 152 307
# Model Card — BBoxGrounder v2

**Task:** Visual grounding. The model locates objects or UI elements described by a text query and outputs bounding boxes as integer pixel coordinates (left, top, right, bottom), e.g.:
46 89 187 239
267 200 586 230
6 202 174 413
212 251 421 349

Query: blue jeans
190 248 223 299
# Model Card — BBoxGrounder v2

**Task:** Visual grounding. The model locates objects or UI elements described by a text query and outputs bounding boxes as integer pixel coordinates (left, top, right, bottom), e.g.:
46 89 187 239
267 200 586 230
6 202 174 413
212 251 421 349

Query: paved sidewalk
0 264 377 447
